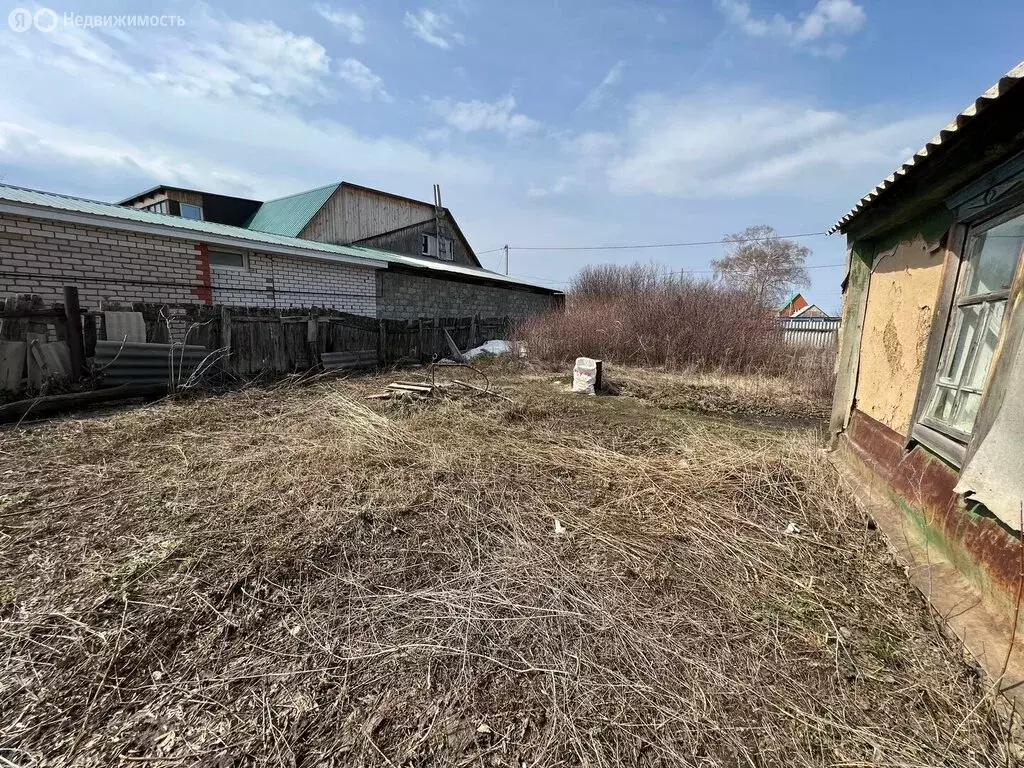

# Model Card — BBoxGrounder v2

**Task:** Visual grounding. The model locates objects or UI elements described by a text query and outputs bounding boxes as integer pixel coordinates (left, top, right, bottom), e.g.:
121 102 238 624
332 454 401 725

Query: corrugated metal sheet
0 184 561 293
245 183 340 237
830 60 1024 235
95 340 209 387
778 317 840 348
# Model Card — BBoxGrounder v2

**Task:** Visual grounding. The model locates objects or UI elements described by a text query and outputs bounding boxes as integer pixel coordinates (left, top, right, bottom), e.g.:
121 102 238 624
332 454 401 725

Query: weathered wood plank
0 341 26 393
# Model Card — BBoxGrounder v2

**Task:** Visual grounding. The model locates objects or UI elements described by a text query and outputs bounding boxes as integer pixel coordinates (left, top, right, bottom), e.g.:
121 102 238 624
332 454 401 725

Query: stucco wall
378 270 558 320
855 228 947 436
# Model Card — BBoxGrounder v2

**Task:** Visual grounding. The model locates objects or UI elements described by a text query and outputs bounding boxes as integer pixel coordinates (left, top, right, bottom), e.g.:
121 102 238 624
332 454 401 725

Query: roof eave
830 60 1024 236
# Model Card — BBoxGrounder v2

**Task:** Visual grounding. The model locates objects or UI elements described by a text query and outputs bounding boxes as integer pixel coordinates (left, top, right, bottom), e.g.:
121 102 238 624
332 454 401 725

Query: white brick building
0 184 562 319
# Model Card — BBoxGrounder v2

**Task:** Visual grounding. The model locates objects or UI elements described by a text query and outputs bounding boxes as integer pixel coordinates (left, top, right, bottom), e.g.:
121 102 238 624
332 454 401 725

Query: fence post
62 286 86 380
378 319 386 365
220 305 232 370
306 313 318 369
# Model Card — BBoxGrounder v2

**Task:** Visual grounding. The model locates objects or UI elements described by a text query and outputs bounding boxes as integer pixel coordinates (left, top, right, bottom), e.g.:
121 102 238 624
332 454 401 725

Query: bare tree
712 225 811 307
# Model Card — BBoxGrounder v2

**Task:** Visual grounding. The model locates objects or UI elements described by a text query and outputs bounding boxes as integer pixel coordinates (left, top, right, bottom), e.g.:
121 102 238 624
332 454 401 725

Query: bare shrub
520 264 789 372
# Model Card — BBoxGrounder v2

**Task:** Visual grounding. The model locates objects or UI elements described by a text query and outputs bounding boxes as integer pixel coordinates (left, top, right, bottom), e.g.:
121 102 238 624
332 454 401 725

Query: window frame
421 233 437 257
143 200 170 215
208 248 248 271
438 236 455 261
911 200 1024 465
179 203 204 221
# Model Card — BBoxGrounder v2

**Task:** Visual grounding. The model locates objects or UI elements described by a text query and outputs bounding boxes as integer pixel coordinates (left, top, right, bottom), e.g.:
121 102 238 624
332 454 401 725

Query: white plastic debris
783 522 801 535
572 357 599 395
463 340 513 360
554 519 567 535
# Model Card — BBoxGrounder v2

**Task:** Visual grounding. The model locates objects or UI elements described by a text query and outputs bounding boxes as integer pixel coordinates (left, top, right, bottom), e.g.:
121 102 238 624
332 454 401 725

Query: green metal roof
244 182 340 237
0 183 562 293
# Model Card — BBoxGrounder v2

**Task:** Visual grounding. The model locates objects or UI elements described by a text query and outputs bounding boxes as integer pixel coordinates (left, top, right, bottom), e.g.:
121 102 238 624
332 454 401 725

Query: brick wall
0 212 378 317
0 212 201 308
378 270 558 320
211 251 377 316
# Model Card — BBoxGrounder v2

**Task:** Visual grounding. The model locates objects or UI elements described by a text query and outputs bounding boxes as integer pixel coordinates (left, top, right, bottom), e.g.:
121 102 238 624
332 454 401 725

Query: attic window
421 234 436 257
179 203 203 221
421 233 454 260
143 200 170 214
438 237 454 261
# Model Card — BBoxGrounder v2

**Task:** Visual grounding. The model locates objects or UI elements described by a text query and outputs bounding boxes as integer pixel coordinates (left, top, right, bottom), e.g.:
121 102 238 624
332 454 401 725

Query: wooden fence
0 288 517 398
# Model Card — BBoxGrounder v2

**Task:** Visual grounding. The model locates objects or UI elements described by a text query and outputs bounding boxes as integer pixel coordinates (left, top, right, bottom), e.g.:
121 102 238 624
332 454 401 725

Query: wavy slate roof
0 183 560 293
829 60 1024 235
244 183 340 237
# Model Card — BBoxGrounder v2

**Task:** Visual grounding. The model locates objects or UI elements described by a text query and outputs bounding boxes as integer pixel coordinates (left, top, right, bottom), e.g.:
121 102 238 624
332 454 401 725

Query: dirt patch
0 369 1014 766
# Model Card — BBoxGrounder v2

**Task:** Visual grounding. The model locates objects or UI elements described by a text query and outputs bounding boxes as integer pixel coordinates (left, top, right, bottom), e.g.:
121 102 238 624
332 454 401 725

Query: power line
505 231 830 252
505 262 847 285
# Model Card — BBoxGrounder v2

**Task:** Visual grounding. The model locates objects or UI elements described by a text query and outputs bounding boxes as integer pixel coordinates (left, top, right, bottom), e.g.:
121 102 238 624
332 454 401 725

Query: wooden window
208 249 247 270
438 237 454 261
919 206 1024 443
143 200 170 214
421 234 437 257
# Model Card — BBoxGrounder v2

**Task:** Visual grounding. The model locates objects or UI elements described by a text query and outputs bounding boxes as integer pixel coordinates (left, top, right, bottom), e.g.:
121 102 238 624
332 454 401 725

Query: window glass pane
967 213 1024 295
208 250 244 268
929 386 956 423
964 301 1006 391
952 392 983 433
939 305 980 383
179 203 203 220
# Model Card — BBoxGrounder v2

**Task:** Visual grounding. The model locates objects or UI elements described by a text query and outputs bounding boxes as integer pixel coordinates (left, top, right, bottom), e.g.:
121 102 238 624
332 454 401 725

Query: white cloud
602 91 937 198
5 9 389 106
420 126 453 142
715 0 866 55
337 58 390 101
560 131 621 170
314 4 366 45
178 16 332 100
433 95 539 137
527 175 579 198
403 8 464 49
580 61 625 111
0 19 490 199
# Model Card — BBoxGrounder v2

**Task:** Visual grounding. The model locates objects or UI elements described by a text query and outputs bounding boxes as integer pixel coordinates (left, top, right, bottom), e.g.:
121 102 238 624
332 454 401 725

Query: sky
1 1 1022 313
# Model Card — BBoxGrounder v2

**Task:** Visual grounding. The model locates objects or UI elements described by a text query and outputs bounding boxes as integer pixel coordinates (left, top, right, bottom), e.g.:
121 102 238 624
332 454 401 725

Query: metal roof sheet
0 183 560 293
829 60 1024 235
244 182 340 237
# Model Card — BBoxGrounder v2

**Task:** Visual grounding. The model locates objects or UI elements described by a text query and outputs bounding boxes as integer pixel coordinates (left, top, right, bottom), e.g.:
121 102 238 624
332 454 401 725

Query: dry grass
609 366 833 423
0 367 1015 766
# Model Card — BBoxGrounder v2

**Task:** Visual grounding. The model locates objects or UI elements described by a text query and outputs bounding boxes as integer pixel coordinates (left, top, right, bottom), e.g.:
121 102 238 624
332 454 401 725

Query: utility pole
503 244 509 275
